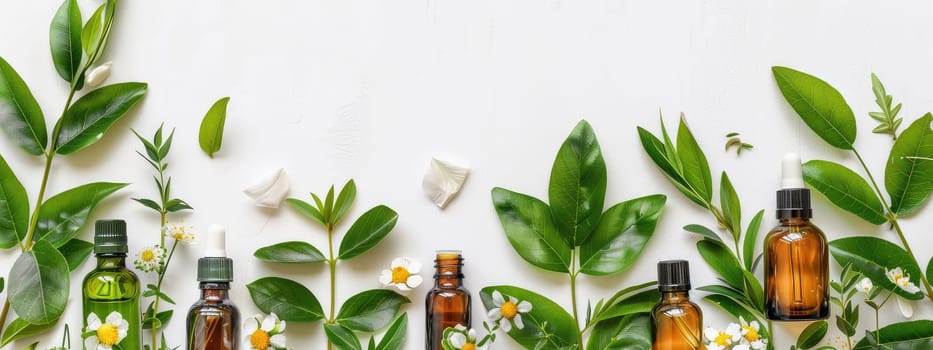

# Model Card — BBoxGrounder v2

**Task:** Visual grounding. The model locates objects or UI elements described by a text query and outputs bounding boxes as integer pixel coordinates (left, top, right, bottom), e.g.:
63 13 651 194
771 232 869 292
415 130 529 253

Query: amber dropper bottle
425 250 471 350
186 225 240 350
652 260 703 350
764 153 829 320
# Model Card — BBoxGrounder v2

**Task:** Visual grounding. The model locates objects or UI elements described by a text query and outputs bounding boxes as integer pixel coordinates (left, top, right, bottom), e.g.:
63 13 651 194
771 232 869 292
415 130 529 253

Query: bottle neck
779 216 810 225
660 290 690 303
434 258 464 288
199 282 231 300
95 253 127 269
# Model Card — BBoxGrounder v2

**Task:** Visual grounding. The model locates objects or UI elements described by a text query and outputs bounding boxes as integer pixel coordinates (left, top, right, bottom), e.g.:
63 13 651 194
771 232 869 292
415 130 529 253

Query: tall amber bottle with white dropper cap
764 153 829 320
186 224 240 349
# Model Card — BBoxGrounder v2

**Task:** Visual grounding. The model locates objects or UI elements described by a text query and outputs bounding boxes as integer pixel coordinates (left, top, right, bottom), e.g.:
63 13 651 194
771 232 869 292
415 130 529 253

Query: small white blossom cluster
704 317 768 350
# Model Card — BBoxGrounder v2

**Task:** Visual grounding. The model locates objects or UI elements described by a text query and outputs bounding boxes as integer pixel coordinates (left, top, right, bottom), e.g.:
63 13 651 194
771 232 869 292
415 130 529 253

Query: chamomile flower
133 245 165 273
379 257 423 291
704 323 741 350
84 311 129 350
738 316 767 349
244 313 287 350
857 277 874 294
886 267 922 294
487 290 532 332
446 325 487 350
164 223 196 244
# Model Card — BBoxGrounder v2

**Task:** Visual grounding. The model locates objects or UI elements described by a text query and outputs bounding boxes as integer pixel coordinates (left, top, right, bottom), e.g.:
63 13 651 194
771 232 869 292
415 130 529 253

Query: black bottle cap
658 260 691 292
94 220 128 254
776 188 812 219
198 257 233 282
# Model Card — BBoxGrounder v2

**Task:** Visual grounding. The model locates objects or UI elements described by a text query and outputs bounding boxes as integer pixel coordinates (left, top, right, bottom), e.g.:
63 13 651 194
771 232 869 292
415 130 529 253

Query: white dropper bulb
205 224 227 258
781 153 805 189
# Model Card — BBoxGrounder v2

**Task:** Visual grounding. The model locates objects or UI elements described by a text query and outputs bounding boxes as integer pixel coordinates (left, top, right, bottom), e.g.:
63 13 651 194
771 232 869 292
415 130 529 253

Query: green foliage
491 188 571 273
584 314 652 350
548 120 607 246
8 240 69 325
254 241 326 263
830 264 862 345
35 182 128 247
772 66 857 150
324 323 363 350
0 56 47 155
336 290 410 332
247 277 326 322
0 318 56 347
49 0 82 83
0 154 29 248
578 195 665 276
57 238 93 271
869 73 903 139
337 205 399 260
853 320 933 349
797 321 829 349
55 82 148 154
370 314 407 350
885 113 933 216
802 160 886 224
198 97 230 158
480 286 578 349
830 237 925 300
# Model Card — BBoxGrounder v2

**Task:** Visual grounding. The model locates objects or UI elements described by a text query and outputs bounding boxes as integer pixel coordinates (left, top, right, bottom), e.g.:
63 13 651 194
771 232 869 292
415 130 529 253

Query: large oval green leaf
0 318 57 347
830 237 925 300
579 194 665 276
491 188 571 273
697 239 744 290
854 320 933 349
337 205 398 260
246 277 325 322
0 154 28 248
198 97 230 158
742 210 765 271
797 320 829 349
254 241 326 263
772 66 856 150
336 289 410 332
0 56 47 155
375 314 407 350
886 113 933 216
58 238 93 271
55 82 148 155
324 322 362 350
35 182 128 247
586 313 652 350
8 240 69 324
548 120 607 246
480 286 578 349
677 116 713 203
803 160 887 225
50 0 82 83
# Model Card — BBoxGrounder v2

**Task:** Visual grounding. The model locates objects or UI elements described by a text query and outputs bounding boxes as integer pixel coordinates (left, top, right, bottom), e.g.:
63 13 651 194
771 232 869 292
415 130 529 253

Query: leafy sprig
869 73 903 140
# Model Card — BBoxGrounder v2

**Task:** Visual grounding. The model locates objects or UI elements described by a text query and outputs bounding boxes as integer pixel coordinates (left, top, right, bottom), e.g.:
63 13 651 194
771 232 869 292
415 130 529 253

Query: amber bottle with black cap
652 260 703 350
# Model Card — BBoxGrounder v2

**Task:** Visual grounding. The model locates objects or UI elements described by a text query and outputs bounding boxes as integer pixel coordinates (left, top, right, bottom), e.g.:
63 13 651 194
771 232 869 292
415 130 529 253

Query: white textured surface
2 0 933 348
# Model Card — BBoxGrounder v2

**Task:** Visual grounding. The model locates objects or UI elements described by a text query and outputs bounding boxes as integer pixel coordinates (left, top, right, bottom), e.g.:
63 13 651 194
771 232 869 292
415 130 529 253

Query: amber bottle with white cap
186 225 240 349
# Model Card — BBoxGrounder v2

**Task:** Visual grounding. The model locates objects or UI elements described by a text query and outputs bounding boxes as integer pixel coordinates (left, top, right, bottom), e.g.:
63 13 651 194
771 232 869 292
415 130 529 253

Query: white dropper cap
781 153 805 189
205 224 227 258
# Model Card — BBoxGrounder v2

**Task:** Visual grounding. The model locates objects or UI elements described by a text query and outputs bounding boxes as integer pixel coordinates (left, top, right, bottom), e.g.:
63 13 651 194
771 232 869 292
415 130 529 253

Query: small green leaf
886 113 933 216
802 160 887 225
336 289 410 332
836 315 856 337
742 210 765 271
869 73 903 140
743 270 764 311
0 56 47 155
132 198 162 212
333 179 357 225
81 4 105 57
677 115 713 204
637 126 705 207
324 322 363 350
50 0 83 83
8 240 70 324
697 239 744 290
0 153 29 248
58 238 93 271
0 318 57 347
683 224 722 243
697 285 756 312
143 284 175 304
830 237 925 300
480 286 578 348
0 277 3 293
55 83 148 154
772 66 857 150
927 257 932 291
548 120 607 246
35 182 129 247
853 320 933 349
375 314 407 350
324 185 335 222
719 172 741 238
164 198 192 212
142 310 173 330
797 320 829 349
587 289 659 325
579 194 665 276
254 241 326 263
247 277 325 322
586 314 652 350
198 97 230 158
287 198 326 226
491 188 571 273
337 205 398 260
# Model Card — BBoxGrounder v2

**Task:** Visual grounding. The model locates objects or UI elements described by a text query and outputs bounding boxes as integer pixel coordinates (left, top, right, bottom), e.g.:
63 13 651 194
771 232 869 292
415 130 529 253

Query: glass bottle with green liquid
83 220 142 350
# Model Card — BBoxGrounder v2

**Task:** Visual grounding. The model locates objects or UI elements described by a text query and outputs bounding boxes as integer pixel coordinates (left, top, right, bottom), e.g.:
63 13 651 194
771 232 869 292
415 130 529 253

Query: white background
2 0 933 349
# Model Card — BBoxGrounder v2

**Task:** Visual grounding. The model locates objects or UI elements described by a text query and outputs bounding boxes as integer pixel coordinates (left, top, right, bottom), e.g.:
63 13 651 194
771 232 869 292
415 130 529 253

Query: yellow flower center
391 267 411 284
97 323 121 346
714 332 731 346
743 325 760 341
250 329 271 350
173 232 184 240
462 342 476 350
141 249 155 262
501 301 518 319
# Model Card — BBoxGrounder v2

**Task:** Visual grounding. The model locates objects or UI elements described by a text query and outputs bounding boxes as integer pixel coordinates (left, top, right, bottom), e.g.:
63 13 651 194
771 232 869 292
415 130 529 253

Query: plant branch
327 224 336 350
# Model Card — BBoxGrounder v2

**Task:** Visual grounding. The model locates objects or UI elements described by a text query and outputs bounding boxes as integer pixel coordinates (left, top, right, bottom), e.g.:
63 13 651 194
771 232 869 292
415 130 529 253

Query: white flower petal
492 291 505 306
898 296 915 318
487 308 502 321
406 275 423 288
407 258 422 274
513 314 525 330
87 313 102 331
467 328 477 341
391 257 407 269
422 158 470 208
450 333 467 347
277 320 287 333
85 336 98 350
396 283 411 291
261 315 277 331
244 316 261 332
105 311 123 326
517 300 532 313
508 296 519 305
499 317 511 332
243 168 290 208
704 327 719 341
270 333 287 347
379 270 393 285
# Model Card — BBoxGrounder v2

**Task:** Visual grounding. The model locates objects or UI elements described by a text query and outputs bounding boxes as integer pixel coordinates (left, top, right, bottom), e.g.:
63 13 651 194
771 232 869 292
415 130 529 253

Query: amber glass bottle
187 225 239 350
764 154 829 321
652 260 703 350
425 251 471 350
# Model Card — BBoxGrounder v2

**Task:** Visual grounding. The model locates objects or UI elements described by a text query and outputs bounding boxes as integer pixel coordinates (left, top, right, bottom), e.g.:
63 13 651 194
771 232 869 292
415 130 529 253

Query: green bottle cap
198 257 233 282
94 220 128 254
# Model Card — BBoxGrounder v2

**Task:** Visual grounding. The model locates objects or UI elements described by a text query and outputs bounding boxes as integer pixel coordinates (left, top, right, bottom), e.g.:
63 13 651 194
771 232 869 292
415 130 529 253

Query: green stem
150 212 170 350
327 224 336 350
569 249 583 347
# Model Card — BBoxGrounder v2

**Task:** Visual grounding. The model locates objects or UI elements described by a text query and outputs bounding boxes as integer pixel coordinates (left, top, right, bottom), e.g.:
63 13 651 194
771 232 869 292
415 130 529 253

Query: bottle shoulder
766 221 827 240
653 299 702 317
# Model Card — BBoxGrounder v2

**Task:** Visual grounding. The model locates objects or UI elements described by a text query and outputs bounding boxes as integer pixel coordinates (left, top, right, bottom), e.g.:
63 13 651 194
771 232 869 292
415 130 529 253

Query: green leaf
853 320 933 349
324 322 363 350
324 185 335 222
743 210 765 271
480 286 578 349
55 82 148 154
869 73 903 140
198 97 230 158
588 289 659 325
287 198 326 226
35 182 129 247
802 160 887 225
142 310 173 330
0 318 57 347
8 240 70 324
836 315 856 337
254 241 326 263
81 4 105 57
375 314 407 350
333 179 357 225
0 277 3 293
677 116 713 204
830 237 925 300
247 277 325 322
697 285 756 312
927 257 932 291
164 198 192 212
50 0 82 83
637 126 706 208
132 198 162 212
683 224 722 243
58 238 93 271
579 194 665 276
743 270 765 312
886 113 933 216
720 172 742 238
491 188 572 273
0 153 28 248
586 313 652 350
0 56 47 155
336 289 410 332
772 66 857 150
797 320 828 349
143 284 175 304
548 120 607 246
337 205 398 260
703 294 771 342
697 239 744 290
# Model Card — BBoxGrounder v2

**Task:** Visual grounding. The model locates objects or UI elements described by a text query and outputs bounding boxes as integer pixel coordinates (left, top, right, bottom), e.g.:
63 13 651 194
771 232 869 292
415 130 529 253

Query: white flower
447 325 488 350
379 257 423 291
738 316 767 349
133 244 166 273
84 311 129 350
857 277 874 294
886 267 922 294
85 61 112 87
487 290 532 332
244 313 287 350
704 323 741 350
164 223 196 244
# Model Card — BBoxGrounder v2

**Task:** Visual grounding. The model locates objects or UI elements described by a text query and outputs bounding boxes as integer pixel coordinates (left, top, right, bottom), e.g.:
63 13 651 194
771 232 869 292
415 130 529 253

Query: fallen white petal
243 168 290 208
422 158 470 208
897 296 914 318
85 61 112 87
